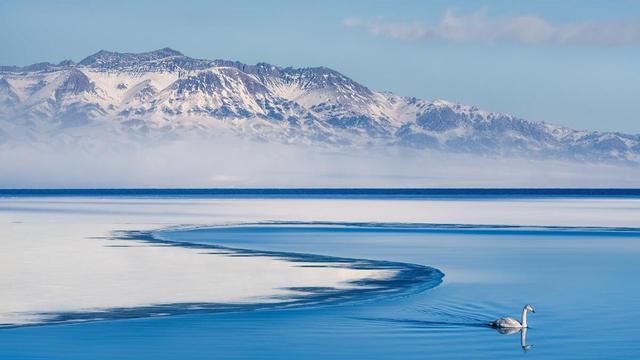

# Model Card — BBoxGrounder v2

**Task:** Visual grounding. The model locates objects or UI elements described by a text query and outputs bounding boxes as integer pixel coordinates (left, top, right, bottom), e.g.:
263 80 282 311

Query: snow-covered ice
1 195 638 327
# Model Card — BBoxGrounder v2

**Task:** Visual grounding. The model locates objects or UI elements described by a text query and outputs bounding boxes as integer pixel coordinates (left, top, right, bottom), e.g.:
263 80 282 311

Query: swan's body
490 304 535 329
491 317 524 328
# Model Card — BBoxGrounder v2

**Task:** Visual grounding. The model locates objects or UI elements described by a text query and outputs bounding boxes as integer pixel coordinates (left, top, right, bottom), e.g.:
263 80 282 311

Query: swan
490 304 536 328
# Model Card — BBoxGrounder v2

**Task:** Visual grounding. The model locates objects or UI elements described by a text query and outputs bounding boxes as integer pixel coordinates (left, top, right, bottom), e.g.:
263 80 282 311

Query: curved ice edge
0 224 444 329
216 221 640 236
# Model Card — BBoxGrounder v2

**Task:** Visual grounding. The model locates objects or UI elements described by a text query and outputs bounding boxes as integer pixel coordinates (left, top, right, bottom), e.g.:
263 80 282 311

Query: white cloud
343 10 640 46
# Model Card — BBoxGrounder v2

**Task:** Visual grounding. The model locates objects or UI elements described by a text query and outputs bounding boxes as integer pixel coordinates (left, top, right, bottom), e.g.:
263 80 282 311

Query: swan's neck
521 308 528 328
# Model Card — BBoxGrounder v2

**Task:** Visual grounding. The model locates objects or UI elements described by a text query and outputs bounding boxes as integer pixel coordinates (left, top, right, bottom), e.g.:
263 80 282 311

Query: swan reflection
495 327 532 352
359 316 534 351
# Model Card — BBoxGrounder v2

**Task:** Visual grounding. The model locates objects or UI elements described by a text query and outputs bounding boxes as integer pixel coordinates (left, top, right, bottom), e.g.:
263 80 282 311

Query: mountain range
1 48 638 163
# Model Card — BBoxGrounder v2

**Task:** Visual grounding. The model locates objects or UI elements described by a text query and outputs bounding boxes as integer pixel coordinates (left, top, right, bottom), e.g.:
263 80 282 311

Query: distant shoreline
1 188 639 198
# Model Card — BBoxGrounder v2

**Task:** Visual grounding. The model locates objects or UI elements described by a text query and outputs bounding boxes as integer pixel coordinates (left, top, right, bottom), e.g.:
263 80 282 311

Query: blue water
1 219 639 359
1 188 640 198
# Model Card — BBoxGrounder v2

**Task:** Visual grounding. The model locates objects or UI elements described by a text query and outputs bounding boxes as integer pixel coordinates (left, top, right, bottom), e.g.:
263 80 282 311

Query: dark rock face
54 70 95 100
0 77 20 111
416 107 464 131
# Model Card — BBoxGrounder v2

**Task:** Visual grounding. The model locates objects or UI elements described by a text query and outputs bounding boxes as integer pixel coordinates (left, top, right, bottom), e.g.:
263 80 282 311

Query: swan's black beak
531 309 536 313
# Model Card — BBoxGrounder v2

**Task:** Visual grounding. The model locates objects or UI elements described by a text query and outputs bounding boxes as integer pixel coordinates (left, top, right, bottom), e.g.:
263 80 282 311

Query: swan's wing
491 317 522 328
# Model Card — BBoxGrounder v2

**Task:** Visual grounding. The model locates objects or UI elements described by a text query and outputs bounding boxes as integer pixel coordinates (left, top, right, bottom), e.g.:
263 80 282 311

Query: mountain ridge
1 48 638 163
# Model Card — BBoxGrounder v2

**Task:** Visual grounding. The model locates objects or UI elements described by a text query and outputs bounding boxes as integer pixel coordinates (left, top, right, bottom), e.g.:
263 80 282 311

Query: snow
0 49 639 163
83 69 179 106
0 197 396 326
3 195 639 326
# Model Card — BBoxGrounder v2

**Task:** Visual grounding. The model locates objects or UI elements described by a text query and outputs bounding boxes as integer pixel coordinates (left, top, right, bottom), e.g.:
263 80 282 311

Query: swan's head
524 304 536 313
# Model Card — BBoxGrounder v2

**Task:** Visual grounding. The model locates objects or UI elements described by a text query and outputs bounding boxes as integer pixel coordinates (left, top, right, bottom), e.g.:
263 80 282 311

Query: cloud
343 10 640 46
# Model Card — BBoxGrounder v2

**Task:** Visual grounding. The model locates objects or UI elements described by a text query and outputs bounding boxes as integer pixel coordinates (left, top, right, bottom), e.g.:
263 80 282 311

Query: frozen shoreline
2 196 639 327
0 198 438 327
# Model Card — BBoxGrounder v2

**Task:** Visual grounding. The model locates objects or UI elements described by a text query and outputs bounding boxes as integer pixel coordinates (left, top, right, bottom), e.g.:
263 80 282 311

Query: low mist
1 136 639 188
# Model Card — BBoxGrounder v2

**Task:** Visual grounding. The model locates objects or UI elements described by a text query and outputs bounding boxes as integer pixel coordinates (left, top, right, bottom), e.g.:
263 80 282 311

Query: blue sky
1 0 639 132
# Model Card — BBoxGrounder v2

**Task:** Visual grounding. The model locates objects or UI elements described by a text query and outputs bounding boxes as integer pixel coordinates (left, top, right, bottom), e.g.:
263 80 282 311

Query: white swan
490 304 536 328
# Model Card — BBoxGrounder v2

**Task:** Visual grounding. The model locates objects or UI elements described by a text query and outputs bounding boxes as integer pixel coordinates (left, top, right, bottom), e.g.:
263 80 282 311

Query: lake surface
1 191 639 359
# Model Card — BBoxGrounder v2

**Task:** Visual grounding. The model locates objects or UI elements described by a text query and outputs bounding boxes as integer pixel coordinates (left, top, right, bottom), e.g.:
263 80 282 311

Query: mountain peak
157 47 181 54
57 59 76 67
78 48 185 69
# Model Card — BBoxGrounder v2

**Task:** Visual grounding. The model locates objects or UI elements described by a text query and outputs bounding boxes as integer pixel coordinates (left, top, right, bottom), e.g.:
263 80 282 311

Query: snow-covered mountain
1 48 638 163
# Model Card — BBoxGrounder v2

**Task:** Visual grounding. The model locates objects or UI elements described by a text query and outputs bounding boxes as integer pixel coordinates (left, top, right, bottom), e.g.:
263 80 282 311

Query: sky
1 0 639 133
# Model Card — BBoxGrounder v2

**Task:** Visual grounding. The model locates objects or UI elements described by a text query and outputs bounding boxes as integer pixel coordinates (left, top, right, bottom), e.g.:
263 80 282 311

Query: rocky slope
1 48 638 163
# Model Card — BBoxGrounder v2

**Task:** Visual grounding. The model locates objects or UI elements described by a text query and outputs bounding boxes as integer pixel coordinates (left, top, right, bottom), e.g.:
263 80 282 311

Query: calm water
2 188 640 198
1 219 639 359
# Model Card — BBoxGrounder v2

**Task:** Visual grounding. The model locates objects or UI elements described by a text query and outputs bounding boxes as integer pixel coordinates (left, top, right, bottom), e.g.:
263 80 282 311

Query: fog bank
1 138 639 188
